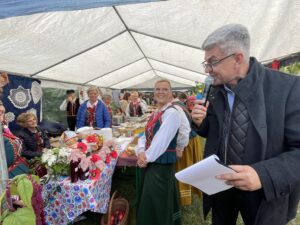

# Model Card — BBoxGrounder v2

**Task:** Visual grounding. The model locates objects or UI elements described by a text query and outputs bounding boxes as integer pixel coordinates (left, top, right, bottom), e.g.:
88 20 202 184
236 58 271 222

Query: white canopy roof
0 0 299 89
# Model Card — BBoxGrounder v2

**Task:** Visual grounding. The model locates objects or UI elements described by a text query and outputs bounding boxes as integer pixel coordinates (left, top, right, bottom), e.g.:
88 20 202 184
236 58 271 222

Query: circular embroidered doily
8 86 31 109
5 112 15 123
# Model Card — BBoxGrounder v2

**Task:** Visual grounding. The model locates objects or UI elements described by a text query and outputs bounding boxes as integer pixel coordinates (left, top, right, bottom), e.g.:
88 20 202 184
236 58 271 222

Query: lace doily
5 112 15 123
8 86 31 109
31 81 42 104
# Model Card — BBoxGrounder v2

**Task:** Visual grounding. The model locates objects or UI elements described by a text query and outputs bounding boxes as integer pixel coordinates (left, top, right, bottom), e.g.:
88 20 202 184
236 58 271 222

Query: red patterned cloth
86 105 96 127
145 111 163 149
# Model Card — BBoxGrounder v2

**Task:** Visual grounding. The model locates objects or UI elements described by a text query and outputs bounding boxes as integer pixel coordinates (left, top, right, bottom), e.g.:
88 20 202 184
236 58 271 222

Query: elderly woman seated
0 103 29 178
16 112 50 160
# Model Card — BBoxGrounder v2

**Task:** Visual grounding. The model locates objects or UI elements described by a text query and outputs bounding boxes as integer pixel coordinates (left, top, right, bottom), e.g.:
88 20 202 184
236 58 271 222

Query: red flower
90 169 101 180
77 142 87 153
110 150 118 159
105 155 111 163
90 154 101 163
86 135 97 143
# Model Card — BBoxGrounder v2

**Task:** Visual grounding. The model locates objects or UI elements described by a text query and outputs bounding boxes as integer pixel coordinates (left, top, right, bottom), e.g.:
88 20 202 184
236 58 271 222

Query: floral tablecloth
42 158 117 225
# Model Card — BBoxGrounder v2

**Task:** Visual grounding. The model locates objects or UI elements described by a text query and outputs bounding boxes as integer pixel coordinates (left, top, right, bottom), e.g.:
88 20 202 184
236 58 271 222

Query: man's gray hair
202 24 250 60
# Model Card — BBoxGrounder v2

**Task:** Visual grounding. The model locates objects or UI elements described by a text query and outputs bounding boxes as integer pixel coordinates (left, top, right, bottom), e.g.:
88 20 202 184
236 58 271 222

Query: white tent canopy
0 0 300 89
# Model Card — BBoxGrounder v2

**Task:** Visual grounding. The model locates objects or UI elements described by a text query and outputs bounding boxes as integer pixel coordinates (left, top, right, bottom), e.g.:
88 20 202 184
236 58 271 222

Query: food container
112 115 124 126
125 128 135 137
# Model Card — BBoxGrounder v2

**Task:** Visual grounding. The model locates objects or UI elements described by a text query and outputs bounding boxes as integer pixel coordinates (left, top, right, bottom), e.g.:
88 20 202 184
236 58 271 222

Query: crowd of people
1 23 300 225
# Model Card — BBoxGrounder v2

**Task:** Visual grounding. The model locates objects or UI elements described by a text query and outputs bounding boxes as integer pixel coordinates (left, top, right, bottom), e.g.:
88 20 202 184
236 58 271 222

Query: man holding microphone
191 24 300 225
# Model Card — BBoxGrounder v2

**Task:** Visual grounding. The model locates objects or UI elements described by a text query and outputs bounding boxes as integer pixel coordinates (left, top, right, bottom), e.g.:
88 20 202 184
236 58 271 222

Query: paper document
175 154 236 195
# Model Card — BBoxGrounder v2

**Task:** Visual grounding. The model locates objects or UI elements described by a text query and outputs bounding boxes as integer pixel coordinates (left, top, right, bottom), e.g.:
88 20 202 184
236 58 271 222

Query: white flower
47 155 57 167
41 149 54 163
58 147 71 158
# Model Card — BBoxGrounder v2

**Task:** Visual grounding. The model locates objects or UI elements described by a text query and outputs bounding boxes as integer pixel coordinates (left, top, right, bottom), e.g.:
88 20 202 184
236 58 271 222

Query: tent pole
0 124 8 194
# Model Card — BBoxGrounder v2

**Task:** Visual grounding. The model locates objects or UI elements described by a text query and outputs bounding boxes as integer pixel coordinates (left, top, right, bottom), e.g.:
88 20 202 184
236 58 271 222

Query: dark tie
226 96 249 164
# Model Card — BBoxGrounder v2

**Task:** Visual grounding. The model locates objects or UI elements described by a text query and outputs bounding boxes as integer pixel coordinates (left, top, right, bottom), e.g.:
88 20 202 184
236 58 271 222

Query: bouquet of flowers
69 139 118 181
41 147 72 176
41 129 119 182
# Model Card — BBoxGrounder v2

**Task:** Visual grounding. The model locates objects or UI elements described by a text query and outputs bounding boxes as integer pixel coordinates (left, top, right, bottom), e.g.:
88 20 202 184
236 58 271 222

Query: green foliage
16 178 33 209
280 62 300 75
0 175 39 225
3 207 35 225
42 87 68 127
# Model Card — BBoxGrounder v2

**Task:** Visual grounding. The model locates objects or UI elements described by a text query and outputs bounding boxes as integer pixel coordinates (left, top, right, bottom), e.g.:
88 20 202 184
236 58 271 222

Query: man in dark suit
192 24 300 225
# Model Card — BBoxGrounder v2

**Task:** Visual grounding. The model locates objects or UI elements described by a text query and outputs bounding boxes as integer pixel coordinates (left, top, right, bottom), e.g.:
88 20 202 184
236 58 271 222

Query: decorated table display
115 136 139 167
40 127 120 225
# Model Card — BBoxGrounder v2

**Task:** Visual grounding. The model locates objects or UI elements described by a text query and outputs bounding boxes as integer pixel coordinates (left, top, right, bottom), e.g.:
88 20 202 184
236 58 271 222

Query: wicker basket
101 191 129 225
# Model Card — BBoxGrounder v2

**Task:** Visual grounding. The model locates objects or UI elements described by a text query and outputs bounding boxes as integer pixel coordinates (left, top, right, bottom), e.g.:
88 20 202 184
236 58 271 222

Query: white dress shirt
137 103 180 162
172 99 191 151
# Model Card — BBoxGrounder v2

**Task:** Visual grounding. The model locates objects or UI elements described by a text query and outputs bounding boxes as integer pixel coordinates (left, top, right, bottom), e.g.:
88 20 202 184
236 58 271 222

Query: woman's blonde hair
17 112 37 128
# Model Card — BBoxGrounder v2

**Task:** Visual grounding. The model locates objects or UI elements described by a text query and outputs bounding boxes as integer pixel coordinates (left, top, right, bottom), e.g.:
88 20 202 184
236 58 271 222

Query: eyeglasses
202 53 235 72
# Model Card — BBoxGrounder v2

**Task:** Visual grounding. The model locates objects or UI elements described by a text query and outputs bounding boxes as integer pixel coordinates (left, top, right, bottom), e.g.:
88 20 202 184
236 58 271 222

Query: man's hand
137 152 148 168
216 165 262 191
191 100 208 126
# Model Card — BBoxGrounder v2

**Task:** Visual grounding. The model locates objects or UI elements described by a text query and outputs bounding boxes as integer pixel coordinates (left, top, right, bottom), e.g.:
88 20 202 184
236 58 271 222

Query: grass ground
74 167 300 225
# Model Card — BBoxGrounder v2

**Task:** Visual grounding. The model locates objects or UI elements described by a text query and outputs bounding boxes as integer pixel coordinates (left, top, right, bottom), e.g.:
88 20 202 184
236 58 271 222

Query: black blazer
194 58 300 224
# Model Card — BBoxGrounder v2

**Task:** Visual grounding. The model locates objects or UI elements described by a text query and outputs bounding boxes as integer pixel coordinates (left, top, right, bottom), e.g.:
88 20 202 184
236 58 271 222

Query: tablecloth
42 158 117 225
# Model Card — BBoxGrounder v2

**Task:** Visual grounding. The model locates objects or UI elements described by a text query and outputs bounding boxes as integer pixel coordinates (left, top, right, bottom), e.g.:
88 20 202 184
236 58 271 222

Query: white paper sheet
175 154 237 195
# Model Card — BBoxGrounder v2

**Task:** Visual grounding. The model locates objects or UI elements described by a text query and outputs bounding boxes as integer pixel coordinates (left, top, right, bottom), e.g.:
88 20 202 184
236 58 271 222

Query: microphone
196 76 214 105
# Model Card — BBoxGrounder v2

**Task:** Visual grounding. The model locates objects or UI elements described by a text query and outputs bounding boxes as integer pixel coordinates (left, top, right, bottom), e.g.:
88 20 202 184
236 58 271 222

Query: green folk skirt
136 163 182 225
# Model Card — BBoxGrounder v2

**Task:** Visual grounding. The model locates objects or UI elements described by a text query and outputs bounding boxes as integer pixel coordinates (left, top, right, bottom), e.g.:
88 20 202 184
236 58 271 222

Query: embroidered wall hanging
3 74 42 132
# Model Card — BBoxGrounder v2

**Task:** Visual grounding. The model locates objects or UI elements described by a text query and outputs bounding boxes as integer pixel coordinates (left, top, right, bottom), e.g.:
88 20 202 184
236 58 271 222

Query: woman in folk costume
76 86 111 129
125 91 147 117
0 103 29 178
136 79 181 225
175 95 204 205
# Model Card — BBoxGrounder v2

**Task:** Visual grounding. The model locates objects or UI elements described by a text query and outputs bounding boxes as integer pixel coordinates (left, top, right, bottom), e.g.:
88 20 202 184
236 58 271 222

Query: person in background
177 92 188 104
0 72 9 98
138 92 148 106
16 112 50 160
136 79 181 225
76 86 111 129
0 102 29 178
125 91 147 117
119 92 131 114
192 24 300 225
174 94 204 205
186 95 196 112
59 89 82 131
102 93 121 116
